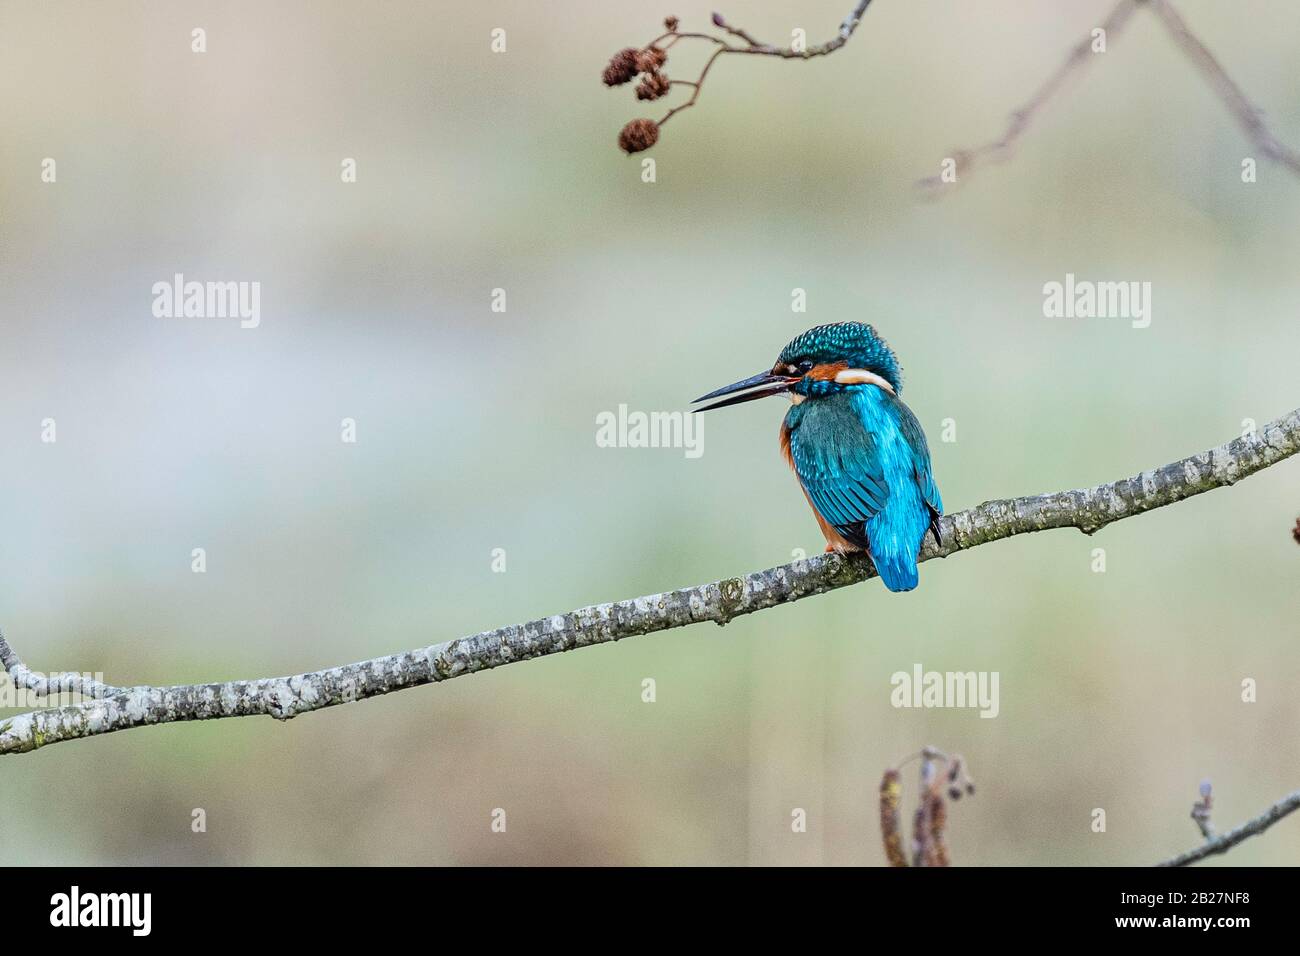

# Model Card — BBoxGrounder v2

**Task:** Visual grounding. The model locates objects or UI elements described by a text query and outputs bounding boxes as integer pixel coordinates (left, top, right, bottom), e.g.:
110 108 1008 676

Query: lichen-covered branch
2 406 1297 757
1158 787 1300 867
0 632 123 701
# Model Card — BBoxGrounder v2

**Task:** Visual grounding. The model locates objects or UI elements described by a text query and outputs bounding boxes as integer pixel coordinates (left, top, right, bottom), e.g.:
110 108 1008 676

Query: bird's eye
797 360 815 373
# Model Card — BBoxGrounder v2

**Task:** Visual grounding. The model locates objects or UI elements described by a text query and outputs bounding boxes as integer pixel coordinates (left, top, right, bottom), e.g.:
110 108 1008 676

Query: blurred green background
1 0 1298 865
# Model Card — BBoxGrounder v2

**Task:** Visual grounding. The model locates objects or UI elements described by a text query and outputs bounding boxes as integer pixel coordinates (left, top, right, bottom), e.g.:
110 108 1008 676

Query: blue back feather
785 386 941 592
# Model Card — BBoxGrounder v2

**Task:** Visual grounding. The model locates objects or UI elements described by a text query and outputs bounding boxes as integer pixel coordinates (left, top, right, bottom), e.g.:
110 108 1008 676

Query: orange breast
780 421 862 554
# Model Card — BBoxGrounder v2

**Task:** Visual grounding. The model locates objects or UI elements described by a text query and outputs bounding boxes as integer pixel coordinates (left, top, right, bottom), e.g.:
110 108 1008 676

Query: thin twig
1158 788 1300 866
712 1 876 59
1146 0 1300 175
917 0 1144 191
1190 779 1215 840
659 48 728 127
611 3 879 145
920 0 1300 192
2 407 1296 757
0 628 123 701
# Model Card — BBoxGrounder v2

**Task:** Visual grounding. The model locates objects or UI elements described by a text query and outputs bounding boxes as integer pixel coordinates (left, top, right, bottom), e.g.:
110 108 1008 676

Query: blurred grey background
1 0 1297 865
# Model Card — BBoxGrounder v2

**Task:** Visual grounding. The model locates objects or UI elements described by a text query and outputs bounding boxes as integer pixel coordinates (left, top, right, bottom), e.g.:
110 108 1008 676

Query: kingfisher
692 322 942 592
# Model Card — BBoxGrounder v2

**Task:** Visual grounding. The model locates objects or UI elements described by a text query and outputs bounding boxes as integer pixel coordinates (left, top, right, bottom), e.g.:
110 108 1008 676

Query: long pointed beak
691 371 797 412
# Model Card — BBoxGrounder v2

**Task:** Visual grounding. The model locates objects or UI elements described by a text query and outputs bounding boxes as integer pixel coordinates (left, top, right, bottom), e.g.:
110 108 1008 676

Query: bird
692 322 942 592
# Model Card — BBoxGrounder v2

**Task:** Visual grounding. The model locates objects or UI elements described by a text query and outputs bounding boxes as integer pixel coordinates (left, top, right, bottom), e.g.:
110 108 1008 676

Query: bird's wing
895 398 944 539
787 400 890 539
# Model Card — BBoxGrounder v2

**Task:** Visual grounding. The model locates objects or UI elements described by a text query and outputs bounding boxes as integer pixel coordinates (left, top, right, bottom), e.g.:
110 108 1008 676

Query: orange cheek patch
806 361 848 381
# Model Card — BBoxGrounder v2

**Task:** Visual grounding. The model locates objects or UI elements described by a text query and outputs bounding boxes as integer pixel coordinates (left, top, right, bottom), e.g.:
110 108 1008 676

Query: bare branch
1158 787 1300 867
2 406 1297 757
0 630 123 701
1147 0 1300 176
921 0 1300 193
917 0 1144 191
1190 779 1216 840
608 3 878 152
710 1 876 59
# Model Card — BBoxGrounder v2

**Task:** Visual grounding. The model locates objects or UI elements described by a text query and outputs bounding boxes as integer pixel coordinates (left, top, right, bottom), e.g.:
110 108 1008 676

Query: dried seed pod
880 768 907 867
602 48 640 86
664 16 679 31
636 46 668 73
618 118 660 153
635 71 671 101
928 792 951 867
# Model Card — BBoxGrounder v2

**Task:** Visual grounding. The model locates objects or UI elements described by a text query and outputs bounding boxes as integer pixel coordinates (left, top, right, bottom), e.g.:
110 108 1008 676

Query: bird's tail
872 549 919 592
